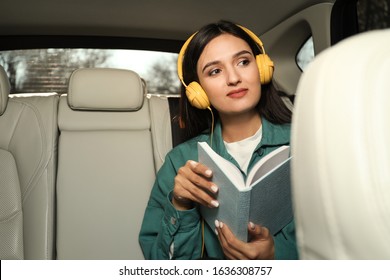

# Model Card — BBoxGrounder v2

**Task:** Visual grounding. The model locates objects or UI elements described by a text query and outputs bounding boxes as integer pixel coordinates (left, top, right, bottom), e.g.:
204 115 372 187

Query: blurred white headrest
68 68 145 111
292 30 390 259
0 65 11 116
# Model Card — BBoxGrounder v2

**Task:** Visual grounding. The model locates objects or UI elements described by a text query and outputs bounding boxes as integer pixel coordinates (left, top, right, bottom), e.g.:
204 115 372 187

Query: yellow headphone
177 25 274 110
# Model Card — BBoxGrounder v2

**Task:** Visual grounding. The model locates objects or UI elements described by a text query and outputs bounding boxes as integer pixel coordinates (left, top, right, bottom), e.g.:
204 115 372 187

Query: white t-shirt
224 125 262 175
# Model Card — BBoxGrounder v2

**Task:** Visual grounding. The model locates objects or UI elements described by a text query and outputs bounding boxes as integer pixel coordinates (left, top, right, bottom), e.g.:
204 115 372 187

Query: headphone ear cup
256 54 274 84
186 81 210 109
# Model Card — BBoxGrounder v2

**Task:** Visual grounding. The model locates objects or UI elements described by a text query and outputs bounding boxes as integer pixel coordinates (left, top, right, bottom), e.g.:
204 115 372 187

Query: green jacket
139 118 298 259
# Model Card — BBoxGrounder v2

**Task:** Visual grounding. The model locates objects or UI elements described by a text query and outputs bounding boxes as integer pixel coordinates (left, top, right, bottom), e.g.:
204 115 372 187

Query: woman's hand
215 220 275 260
172 160 219 210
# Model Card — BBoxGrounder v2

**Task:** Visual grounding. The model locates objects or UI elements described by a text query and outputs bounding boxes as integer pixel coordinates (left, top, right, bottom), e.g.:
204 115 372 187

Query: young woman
139 20 297 260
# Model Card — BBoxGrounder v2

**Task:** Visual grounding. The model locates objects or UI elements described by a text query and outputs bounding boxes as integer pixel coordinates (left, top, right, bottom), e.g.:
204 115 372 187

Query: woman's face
197 33 261 117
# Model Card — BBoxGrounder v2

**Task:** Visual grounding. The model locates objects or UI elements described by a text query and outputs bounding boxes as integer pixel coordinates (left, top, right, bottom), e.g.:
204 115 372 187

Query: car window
357 0 390 31
296 37 314 72
0 49 180 95
297 0 390 72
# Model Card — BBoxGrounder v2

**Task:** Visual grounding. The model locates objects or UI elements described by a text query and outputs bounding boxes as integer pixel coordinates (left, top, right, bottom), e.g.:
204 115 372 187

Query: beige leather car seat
148 94 173 171
291 30 390 259
0 65 58 259
56 68 155 259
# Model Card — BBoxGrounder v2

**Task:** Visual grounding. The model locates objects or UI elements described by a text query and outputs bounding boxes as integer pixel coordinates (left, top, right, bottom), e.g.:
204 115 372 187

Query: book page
198 142 245 189
246 145 290 187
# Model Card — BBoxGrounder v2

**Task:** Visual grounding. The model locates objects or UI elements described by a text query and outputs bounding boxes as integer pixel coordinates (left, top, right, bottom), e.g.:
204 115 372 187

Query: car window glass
0 49 180 95
357 0 390 31
296 36 314 72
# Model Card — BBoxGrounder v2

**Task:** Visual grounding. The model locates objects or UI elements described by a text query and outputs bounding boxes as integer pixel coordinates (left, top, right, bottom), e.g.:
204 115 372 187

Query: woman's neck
220 111 262 143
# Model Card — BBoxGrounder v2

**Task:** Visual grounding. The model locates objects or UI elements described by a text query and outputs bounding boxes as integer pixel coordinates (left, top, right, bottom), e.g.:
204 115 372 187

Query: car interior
0 0 389 260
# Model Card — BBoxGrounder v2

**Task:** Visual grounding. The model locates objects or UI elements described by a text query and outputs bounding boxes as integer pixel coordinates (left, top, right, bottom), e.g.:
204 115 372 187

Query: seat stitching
10 99 47 202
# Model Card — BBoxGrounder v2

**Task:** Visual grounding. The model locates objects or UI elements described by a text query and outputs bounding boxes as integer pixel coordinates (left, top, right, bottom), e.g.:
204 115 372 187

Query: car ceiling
1 0 336 41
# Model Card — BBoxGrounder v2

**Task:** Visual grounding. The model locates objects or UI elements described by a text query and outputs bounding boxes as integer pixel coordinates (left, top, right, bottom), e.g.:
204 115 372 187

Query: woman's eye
238 58 250 66
209 69 221 76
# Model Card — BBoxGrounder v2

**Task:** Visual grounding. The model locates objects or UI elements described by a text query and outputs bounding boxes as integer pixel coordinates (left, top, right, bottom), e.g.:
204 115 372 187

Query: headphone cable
207 107 214 149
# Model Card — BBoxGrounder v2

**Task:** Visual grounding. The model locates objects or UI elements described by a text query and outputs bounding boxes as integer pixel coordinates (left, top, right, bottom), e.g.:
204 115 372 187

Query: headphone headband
237 25 267 56
177 32 197 87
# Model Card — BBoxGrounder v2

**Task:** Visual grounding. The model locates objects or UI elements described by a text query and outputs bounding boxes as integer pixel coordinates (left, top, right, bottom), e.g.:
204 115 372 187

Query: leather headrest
0 65 11 116
68 68 145 111
292 29 390 259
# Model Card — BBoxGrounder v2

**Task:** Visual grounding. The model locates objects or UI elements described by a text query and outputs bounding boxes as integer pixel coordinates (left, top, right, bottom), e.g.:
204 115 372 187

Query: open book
198 142 293 242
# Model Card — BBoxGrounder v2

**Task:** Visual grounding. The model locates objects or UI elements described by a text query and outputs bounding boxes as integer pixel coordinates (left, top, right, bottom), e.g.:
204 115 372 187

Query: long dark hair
178 20 292 140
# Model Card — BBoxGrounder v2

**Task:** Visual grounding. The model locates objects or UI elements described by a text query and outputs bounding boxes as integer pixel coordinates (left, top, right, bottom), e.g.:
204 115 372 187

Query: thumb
248 222 271 241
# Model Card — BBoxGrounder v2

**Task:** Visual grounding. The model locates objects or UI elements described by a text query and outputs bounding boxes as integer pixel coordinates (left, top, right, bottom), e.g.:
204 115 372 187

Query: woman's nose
226 67 241 86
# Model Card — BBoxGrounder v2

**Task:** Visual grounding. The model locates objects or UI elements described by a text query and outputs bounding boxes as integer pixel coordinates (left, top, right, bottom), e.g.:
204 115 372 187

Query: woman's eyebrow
201 50 252 74
202 60 220 74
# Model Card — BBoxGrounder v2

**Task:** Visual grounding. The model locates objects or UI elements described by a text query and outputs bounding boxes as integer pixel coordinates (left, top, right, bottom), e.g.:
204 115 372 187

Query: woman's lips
227 88 248 98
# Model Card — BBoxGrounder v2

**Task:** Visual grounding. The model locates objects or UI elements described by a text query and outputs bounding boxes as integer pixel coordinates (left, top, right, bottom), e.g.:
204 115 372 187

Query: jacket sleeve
139 153 203 259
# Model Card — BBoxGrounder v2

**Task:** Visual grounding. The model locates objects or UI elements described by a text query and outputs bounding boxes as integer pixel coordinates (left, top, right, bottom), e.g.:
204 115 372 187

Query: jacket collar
208 117 290 152
260 118 291 147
